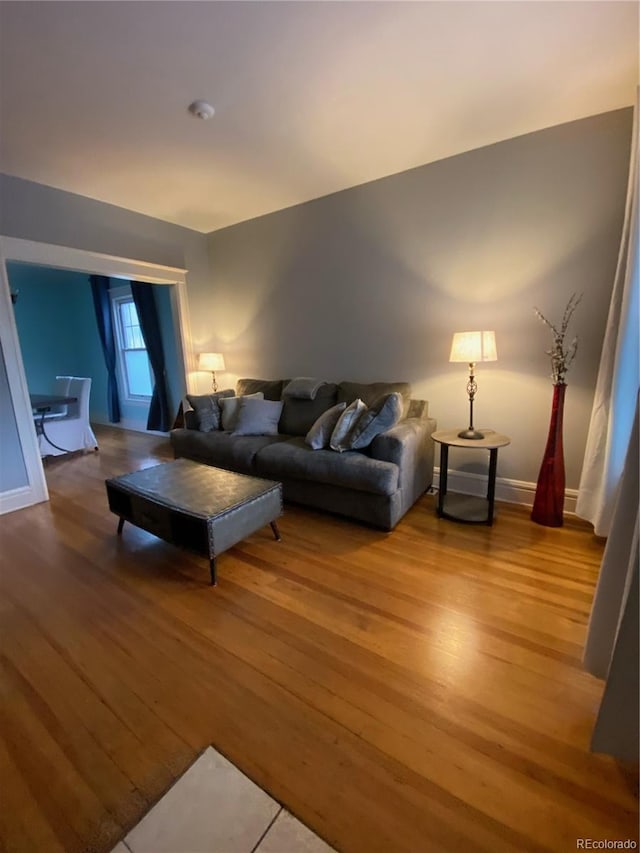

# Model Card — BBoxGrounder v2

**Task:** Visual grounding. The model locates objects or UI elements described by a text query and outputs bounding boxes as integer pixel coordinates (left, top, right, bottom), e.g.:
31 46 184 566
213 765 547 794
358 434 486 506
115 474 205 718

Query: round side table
432 429 511 525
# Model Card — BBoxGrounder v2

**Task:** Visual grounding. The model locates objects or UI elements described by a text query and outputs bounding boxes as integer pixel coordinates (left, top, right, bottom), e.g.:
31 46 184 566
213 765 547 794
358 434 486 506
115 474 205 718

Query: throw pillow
329 398 367 452
233 398 284 436
220 392 264 431
350 392 403 450
305 402 347 450
186 389 235 432
337 381 412 419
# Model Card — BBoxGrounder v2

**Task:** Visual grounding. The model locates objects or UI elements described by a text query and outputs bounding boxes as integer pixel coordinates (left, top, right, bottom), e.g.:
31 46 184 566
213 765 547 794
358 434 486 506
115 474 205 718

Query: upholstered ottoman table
105 459 282 585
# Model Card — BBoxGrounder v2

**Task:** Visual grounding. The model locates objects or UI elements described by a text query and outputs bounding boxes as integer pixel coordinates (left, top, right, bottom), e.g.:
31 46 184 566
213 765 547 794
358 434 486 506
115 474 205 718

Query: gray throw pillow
220 392 264 431
233 398 284 436
305 402 347 450
329 399 367 452
350 392 403 450
337 381 412 419
186 389 235 432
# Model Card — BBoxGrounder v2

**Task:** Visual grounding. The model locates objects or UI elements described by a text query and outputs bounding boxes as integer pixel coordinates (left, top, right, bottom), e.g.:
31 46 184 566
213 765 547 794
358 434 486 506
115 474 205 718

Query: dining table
30 392 78 454
30 393 78 412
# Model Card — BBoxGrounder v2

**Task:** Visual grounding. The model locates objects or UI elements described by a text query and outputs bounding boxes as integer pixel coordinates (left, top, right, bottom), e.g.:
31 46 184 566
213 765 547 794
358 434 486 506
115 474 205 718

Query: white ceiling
0 1 637 233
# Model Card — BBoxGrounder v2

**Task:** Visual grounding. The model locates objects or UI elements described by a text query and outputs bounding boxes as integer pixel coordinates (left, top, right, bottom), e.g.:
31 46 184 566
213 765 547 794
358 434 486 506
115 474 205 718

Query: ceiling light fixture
188 100 215 120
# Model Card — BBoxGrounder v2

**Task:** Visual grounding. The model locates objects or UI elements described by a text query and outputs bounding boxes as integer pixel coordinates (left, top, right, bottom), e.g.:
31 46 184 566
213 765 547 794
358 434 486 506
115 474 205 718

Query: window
112 292 154 400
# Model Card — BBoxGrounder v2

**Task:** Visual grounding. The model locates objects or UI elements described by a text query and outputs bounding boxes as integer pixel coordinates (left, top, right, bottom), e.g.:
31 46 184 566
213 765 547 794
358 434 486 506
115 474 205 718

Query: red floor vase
531 383 566 527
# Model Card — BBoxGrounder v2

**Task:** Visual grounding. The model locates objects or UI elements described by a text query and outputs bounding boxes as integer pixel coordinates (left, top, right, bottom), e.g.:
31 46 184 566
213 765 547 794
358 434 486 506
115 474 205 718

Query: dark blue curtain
131 282 171 432
90 275 120 423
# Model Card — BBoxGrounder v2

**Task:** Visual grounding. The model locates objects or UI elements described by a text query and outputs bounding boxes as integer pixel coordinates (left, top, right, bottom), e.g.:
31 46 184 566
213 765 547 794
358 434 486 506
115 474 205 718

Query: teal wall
8 262 183 430
8 263 110 422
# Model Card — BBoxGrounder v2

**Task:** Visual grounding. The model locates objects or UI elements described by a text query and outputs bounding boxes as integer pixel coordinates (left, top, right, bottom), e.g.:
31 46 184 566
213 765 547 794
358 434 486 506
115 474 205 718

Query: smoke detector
188 100 215 120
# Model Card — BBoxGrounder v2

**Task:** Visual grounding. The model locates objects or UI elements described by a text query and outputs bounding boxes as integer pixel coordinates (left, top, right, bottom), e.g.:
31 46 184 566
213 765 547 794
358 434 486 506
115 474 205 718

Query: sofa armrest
183 408 199 430
370 416 437 505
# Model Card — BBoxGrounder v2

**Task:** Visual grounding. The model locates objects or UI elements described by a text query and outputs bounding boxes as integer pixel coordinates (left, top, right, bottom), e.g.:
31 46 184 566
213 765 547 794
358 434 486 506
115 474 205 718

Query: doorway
0 236 192 514
8 264 184 433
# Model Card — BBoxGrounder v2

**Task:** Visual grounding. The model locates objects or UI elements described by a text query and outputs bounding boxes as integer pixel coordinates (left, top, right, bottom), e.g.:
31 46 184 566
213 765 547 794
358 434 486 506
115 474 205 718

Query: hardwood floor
0 426 637 853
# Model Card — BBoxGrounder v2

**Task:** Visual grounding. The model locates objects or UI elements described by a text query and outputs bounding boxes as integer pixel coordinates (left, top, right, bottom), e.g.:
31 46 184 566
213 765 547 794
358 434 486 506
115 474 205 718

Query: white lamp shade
449 331 497 363
198 352 225 372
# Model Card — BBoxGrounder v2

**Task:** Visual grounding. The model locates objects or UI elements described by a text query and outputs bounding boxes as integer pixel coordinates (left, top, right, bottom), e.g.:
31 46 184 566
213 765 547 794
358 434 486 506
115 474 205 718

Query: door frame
0 235 194 514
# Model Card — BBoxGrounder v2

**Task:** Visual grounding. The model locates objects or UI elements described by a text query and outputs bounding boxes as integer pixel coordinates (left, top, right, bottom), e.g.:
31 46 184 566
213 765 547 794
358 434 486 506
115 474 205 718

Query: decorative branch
534 292 581 385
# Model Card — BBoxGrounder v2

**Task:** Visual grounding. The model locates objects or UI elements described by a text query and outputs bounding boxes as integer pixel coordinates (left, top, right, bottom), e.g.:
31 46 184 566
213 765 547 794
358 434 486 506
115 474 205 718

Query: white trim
92 416 164 434
171 275 196 392
0 235 195 512
0 485 42 515
0 249 49 512
433 467 578 514
0 237 187 284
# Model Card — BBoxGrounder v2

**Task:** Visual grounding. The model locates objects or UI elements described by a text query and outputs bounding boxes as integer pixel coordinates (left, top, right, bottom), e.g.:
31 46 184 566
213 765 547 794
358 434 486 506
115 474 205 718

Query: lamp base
457 428 486 440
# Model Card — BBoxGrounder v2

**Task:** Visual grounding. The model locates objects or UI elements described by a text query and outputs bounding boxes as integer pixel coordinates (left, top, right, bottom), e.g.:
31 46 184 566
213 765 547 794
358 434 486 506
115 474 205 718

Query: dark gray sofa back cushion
236 378 285 401
279 382 338 436
337 381 412 418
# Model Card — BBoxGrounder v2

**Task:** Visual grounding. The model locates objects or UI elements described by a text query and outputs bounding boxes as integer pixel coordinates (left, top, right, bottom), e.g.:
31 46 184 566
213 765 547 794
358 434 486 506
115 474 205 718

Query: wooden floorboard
0 425 637 853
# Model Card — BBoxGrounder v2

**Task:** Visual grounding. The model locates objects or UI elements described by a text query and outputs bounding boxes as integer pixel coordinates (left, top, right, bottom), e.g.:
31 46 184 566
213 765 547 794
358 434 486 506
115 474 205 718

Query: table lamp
198 352 225 392
449 331 497 440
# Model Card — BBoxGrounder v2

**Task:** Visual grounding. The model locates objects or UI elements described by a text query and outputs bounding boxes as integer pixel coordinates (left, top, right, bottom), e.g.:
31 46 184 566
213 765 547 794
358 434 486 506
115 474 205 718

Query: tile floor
110 747 336 853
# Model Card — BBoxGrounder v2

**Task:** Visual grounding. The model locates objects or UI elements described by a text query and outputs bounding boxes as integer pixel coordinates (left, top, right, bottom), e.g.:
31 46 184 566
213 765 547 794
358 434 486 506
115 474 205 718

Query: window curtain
575 94 639 537
583 394 638 760
130 282 171 432
90 274 120 423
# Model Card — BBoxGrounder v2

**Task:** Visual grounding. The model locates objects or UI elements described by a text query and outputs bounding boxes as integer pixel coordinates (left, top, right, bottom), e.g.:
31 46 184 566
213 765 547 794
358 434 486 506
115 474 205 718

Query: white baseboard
92 417 167 437
0 484 48 515
433 468 578 514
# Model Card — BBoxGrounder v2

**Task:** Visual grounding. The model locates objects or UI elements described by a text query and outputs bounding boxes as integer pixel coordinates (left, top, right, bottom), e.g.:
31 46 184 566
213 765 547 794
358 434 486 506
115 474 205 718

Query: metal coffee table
106 459 282 585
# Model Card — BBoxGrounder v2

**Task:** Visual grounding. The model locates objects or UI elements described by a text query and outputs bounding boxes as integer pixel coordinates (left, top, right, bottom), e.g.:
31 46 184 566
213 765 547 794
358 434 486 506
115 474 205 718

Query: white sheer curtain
576 94 639 537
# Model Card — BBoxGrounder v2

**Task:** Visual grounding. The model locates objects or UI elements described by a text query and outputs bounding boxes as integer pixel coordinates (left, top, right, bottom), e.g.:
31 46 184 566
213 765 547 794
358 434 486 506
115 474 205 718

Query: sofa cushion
171 428 288 475
236 378 285 401
233 398 284 436
337 381 412 418
305 402 347 450
350 392 404 450
220 392 264 431
255 437 399 496
329 399 367 452
185 389 235 432
279 382 338 437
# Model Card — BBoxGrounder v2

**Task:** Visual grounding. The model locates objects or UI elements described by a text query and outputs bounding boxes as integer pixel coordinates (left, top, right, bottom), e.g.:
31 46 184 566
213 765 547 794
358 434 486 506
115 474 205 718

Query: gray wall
0 174 207 405
0 174 208 274
202 109 633 488
0 109 632 489
0 340 28 492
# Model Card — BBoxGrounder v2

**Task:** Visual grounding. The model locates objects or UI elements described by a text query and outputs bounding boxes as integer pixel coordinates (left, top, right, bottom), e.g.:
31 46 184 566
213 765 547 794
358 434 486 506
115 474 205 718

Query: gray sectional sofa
170 378 437 530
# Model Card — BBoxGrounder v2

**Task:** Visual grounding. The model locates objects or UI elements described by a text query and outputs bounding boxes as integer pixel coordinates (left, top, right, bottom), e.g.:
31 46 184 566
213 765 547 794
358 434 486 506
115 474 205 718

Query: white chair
40 375 72 420
38 376 99 457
